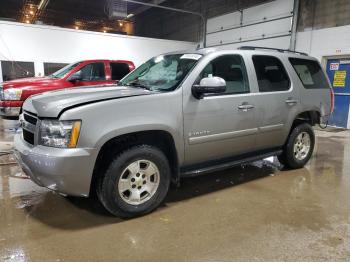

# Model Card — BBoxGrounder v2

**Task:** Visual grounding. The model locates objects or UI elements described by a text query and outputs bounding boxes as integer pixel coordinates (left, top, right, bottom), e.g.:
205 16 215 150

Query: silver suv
14 47 333 218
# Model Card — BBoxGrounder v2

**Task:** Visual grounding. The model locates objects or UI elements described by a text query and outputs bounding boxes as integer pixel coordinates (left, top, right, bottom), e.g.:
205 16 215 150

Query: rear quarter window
289 58 329 89
110 63 130 80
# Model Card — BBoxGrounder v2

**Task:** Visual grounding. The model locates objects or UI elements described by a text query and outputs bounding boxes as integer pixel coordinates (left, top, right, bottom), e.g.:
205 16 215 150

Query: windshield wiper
49 74 59 78
124 81 151 91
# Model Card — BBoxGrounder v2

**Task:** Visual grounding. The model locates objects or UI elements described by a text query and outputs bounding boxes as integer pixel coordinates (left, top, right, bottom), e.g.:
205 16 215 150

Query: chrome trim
258 124 284 133
0 84 3 100
189 128 258 145
22 112 39 145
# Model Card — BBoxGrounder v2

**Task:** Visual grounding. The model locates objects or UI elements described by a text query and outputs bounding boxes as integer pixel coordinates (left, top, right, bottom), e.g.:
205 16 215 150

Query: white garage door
206 0 295 50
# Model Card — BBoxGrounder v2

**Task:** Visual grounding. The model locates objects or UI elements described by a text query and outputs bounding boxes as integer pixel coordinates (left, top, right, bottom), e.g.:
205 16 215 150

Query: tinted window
289 58 329 89
1 61 35 81
44 63 69 76
110 62 130 80
198 55 249 94
253 56 290 92
73 62 106 81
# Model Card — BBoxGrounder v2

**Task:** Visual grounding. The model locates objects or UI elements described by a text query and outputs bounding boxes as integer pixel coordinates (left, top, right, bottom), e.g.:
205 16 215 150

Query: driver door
69 62 110 86
183 54 259 165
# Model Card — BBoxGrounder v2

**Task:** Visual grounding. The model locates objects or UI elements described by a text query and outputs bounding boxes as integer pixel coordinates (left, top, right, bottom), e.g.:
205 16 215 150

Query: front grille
23 129 35 145
24 113 37 125
22 112 38 145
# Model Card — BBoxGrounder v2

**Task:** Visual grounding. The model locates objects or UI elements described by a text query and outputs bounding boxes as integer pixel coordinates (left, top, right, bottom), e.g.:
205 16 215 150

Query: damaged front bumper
14 133 98 197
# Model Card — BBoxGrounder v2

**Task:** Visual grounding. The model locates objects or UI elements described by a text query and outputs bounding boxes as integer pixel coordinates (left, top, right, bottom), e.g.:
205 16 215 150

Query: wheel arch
292 110 321 127
89 130 180 196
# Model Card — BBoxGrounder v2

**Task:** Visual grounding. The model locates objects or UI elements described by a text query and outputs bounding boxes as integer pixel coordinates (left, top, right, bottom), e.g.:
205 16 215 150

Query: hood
2 77 61 89
23 85 151 118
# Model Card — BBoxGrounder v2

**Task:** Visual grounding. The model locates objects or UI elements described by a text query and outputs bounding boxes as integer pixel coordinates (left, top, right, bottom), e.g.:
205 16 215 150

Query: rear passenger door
251 55 300 150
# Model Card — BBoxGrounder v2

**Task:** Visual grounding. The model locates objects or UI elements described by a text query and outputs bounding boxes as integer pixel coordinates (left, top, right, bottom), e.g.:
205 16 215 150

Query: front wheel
278 123 315 169
97 145 171 218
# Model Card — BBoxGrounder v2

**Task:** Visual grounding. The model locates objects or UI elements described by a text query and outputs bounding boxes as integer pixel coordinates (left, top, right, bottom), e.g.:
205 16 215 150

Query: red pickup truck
0 59 135 119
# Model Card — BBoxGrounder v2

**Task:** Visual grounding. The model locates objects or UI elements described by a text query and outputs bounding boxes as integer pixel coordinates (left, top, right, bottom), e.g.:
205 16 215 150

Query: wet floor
1 119 350 261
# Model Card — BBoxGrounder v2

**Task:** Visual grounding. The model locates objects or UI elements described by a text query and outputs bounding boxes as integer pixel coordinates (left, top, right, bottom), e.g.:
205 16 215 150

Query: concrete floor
1 119 350 261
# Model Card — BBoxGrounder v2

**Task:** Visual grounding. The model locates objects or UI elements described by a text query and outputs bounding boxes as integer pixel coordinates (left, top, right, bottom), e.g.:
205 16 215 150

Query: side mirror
68 72 82 82
192 77 226 99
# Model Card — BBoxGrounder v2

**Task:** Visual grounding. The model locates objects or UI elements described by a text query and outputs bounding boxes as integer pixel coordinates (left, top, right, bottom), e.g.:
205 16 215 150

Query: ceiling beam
130 0 167 16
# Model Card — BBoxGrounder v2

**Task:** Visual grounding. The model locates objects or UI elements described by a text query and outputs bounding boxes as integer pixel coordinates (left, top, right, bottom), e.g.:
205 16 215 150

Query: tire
97 145 171 218
278 123 315 169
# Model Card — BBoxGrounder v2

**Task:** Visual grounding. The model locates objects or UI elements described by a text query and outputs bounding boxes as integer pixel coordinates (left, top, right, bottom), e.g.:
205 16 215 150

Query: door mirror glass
192 77 226 99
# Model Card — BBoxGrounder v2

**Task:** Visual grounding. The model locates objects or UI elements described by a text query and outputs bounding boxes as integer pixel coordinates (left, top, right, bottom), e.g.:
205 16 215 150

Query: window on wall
252 55 290 92
44 63 69 76
197 55 250 95
1 61 35 81
289 58 329 89
110 62 130 80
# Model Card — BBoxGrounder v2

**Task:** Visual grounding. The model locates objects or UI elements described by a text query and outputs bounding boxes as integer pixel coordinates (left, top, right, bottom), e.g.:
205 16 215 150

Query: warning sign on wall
333 71 347 87
330 63 339 70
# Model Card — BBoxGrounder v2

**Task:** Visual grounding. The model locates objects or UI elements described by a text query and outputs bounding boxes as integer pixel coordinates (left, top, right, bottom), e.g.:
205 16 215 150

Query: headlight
39 120 81 148
3 88 22 100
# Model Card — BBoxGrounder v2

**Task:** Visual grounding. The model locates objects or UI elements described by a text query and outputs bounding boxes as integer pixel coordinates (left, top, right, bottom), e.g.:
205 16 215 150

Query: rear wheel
278 123 315 169
97 145 171 218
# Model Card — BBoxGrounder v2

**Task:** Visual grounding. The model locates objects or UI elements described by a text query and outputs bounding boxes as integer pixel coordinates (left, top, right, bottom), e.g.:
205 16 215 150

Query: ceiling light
126 13 134 19
119 22 123 27
29 10 34 15
38 0 49 10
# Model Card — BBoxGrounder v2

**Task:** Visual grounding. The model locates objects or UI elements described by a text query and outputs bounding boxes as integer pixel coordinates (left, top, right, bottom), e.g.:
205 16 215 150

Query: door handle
285 98 298 105
238 103 255 112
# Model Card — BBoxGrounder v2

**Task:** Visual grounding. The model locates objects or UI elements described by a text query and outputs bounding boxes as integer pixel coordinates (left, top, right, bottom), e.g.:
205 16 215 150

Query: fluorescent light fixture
38 0 49 10
126 13 134 19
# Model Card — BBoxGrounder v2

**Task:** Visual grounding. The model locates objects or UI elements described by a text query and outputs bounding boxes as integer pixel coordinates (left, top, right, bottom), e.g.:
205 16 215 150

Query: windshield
118 54 202 91
49 62 81 78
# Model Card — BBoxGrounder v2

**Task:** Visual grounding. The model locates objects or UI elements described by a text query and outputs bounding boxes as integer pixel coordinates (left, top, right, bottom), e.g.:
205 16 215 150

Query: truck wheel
278 123 315 169
97 145 171 218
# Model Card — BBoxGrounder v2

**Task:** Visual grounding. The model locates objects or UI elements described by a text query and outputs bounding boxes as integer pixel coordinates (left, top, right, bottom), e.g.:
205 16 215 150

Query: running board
180 149 283 177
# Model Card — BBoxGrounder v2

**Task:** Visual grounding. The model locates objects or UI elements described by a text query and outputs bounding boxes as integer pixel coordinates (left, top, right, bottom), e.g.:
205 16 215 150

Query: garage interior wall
296 0 350 62
203 0 350 62
0 21 197 82
134 0 269 42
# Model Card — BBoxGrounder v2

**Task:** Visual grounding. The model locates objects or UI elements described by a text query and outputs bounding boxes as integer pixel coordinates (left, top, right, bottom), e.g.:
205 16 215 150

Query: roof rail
238 46 308 56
